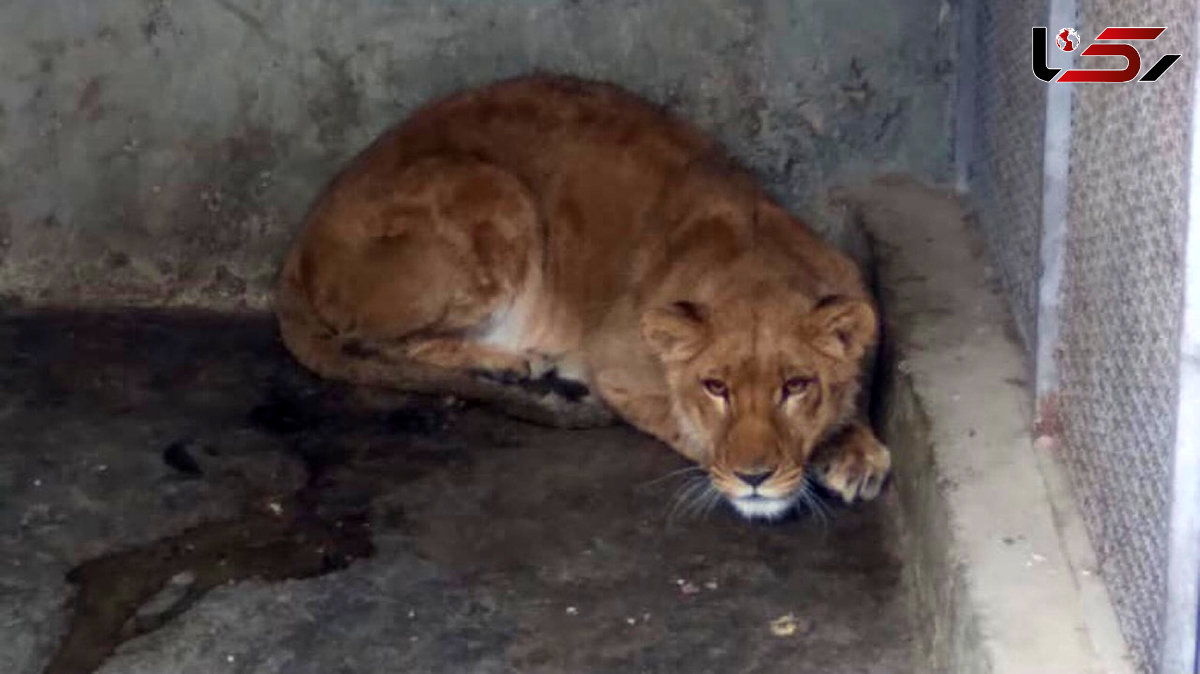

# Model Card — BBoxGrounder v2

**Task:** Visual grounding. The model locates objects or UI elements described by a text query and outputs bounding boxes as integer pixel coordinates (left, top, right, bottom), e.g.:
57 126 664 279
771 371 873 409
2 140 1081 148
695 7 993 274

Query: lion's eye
782 376 816 400
702 378 729 399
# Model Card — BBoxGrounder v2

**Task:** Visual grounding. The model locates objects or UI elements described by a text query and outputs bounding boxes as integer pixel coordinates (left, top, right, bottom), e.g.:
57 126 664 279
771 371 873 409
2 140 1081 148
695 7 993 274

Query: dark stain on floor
45 495 373 674
0 309 914 674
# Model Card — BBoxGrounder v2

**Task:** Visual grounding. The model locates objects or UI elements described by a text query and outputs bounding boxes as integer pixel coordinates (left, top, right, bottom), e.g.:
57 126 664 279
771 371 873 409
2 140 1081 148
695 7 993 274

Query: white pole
953 0 979 193
1035 4 1074 431
1161 11 1200 673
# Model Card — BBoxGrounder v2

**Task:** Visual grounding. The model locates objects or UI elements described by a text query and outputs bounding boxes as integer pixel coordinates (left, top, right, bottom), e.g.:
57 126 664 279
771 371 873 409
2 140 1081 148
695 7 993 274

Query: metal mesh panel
967 0 1047 349
965 1 1196 670
1057 2 1194 671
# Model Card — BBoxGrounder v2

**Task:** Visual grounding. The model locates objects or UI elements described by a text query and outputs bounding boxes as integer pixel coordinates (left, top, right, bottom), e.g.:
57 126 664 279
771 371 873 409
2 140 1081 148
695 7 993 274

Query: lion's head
641 289 877 520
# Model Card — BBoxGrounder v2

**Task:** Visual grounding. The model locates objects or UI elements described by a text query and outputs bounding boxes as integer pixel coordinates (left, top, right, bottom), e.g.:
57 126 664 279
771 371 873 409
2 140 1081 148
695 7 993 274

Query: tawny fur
276 75 890 516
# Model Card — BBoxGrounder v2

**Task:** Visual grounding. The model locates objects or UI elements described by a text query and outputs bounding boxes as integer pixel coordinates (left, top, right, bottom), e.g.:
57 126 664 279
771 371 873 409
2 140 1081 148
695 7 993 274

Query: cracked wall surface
0 0 955 311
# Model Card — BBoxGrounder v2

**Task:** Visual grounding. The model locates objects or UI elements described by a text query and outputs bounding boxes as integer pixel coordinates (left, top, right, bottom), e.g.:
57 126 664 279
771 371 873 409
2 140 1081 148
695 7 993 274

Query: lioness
276 75 890 520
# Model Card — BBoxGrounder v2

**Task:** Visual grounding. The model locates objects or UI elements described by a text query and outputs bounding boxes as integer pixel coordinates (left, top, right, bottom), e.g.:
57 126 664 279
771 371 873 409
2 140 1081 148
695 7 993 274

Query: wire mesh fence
963 1 1195 671
966 0 1046 349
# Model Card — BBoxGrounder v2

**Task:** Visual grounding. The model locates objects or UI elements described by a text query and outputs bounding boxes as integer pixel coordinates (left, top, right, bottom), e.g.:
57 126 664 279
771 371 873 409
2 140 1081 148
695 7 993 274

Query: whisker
666 473 701 504
799 476 832 530
680 481 710 520
677 477 723 522
796 490 821 527
638 464 705 490
807 474 834 508
693 485 720 519
701 486 725 519
797 479 818 516
666 476 709 524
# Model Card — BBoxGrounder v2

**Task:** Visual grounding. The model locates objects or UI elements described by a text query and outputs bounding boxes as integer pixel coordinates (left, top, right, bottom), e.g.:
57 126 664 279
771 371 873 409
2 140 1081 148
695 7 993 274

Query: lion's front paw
811 426 892 504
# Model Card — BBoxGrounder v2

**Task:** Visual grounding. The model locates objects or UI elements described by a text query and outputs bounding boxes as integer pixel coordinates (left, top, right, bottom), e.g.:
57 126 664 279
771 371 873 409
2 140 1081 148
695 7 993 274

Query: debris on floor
770 613 814 637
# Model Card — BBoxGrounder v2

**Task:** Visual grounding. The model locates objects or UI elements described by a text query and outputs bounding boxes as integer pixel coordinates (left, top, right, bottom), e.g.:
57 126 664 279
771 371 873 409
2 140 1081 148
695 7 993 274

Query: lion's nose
734 470 773 488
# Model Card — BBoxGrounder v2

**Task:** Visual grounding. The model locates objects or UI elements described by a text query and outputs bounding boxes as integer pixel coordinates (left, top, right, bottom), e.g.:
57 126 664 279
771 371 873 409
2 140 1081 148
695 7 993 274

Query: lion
275 75 890 520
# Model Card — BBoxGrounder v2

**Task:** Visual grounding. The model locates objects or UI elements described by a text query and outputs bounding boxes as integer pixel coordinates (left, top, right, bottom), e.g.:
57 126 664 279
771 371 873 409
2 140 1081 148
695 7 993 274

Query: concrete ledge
839 178 1134 674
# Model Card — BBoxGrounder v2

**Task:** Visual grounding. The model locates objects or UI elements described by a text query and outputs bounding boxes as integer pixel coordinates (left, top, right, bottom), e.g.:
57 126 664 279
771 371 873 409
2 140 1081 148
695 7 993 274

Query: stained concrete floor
0 309 914 674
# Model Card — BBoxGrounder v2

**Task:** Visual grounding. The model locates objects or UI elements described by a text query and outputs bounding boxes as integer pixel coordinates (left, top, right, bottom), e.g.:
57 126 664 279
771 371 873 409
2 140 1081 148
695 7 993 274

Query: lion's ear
641 301 710 362
811 296 877 361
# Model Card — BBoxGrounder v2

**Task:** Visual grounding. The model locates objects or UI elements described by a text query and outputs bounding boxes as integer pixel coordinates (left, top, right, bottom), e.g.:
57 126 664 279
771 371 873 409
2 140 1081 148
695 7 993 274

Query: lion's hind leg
277 155 612 428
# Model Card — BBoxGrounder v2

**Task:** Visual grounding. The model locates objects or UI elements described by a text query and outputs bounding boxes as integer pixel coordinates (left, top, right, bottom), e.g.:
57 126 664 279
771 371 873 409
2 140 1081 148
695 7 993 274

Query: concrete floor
0 309 914 674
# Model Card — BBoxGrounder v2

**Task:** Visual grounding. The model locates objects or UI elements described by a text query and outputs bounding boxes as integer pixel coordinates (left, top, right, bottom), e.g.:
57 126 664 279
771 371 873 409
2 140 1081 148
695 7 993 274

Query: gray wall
0 0 955 311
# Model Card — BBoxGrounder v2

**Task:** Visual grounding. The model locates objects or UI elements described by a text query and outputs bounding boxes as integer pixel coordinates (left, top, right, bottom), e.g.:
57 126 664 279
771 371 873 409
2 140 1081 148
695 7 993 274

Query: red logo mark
1056 28 1080 52
1033 26 1181 83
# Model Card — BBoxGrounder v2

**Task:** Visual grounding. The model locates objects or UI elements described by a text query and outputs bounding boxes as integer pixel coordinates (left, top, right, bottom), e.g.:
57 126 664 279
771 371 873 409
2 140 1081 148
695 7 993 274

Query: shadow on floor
0 309 913 674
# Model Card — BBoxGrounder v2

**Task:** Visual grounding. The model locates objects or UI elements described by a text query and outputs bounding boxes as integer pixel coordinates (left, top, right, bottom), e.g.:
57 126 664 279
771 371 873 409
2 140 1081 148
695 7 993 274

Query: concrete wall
0 0 955 311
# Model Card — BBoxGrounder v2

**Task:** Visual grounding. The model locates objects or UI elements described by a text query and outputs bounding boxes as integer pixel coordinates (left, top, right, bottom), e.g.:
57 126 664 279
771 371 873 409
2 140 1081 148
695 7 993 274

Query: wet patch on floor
0 310 914 674
45 494 372 674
